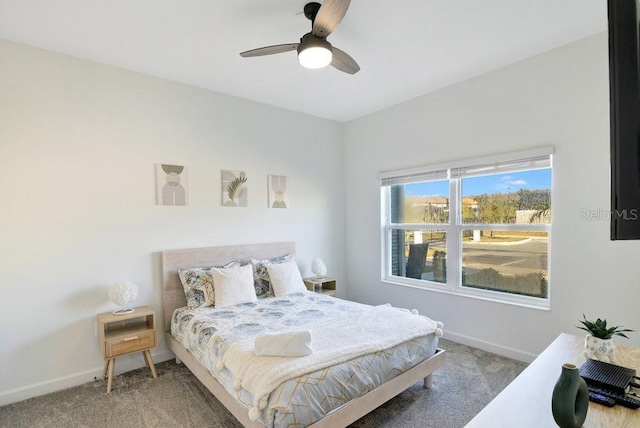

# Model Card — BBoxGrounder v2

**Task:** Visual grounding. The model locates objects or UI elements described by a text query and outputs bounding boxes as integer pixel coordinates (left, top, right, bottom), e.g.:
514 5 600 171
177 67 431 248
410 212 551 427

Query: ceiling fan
239 0 360 74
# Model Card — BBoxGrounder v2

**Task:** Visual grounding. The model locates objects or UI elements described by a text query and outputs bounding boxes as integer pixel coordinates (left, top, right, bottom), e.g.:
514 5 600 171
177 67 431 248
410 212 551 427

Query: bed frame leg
423 374 433 389
175 357 182 365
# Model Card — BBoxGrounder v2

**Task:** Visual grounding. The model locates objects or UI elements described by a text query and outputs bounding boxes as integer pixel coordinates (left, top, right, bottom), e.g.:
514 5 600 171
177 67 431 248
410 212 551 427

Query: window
380 147 552 309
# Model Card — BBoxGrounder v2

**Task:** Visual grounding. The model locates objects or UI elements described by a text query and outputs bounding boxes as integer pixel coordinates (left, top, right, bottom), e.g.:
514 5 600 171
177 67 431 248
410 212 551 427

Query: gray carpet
0 339 527 427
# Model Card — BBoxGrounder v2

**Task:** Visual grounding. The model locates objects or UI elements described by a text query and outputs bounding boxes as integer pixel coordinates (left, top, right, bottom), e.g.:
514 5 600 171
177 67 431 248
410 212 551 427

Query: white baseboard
0 349 175 407
443 330 537 364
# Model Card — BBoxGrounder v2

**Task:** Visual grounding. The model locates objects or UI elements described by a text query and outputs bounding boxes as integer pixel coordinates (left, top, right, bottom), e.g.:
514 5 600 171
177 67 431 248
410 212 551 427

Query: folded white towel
254 330 313 357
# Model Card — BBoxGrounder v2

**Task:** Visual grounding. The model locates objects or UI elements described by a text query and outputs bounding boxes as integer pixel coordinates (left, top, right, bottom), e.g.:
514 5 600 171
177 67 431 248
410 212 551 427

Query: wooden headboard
161 242 295 331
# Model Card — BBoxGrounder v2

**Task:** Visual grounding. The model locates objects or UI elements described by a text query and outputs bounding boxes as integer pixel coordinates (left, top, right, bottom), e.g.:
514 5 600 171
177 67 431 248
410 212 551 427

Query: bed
162 242 446 427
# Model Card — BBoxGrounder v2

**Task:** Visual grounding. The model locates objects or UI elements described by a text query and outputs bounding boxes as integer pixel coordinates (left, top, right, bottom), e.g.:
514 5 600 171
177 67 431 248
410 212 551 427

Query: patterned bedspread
171 292 439 427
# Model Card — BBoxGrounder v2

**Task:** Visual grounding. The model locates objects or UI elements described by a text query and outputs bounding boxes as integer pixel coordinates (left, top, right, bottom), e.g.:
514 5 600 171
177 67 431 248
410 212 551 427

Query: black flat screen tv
610 0 640 240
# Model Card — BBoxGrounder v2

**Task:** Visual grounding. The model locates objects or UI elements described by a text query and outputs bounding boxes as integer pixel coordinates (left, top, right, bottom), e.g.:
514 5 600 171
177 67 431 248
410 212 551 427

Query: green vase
551 363 589 428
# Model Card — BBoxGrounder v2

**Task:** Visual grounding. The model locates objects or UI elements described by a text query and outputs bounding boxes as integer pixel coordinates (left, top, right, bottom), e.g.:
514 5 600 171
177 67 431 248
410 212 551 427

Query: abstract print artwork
268 175 288 208
222 170 248 207
156 164 188 206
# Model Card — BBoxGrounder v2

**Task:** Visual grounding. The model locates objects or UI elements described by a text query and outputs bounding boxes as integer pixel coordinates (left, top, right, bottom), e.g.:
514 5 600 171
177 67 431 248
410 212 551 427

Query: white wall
0 39 345 404
344 33 640 362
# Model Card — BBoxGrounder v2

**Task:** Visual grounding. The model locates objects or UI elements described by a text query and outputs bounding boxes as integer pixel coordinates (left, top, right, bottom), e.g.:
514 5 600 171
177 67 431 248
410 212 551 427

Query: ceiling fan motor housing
304 2 322 22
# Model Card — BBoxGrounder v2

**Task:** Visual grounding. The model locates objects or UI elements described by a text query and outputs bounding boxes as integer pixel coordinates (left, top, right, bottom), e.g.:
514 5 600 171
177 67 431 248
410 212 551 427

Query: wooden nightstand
97 306 157 393
303 277 336 297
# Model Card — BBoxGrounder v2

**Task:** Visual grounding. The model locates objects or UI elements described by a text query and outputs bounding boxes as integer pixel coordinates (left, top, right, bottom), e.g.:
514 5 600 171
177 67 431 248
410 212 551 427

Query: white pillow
211 264 257 308
266 261 308 297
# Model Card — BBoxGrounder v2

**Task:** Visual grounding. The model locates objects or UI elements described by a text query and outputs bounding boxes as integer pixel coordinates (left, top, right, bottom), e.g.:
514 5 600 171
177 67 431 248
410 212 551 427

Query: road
429 238 547 276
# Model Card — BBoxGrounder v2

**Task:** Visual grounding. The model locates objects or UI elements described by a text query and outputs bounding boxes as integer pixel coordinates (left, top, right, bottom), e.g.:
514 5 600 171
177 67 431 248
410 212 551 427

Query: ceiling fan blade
331 47 360 74
312 0 351 37
240 43 299 58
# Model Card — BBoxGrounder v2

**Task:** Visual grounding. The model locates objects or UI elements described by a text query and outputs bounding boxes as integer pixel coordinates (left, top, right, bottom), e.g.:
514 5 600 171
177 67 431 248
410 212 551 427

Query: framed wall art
156 164 188 206
268 175 288 208
222 170 248 207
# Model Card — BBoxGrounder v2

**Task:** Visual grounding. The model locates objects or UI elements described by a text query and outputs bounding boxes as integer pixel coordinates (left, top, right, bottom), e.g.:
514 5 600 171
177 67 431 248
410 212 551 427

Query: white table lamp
109 281 139 315
311 258 327 280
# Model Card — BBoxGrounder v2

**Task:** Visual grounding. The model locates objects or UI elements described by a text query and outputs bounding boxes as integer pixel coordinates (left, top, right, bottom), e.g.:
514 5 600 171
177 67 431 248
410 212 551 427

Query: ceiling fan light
298 46 333 69
297 34 333 69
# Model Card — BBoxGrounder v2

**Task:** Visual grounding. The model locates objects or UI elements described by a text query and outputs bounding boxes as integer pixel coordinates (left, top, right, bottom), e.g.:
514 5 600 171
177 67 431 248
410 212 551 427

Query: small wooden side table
303 277 336 297
97 305 158 393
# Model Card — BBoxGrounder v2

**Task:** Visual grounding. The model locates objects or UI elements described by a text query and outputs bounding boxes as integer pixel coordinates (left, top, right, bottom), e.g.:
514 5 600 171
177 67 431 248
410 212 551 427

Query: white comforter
221 302 442 420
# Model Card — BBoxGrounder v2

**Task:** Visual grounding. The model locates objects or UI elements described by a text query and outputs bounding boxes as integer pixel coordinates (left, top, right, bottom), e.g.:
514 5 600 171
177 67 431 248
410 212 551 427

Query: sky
404 168 552 197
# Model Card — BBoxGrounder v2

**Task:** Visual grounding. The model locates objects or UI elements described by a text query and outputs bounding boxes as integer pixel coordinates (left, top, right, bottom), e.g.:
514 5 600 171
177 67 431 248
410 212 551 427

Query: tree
475 193 516 224
516 189 551 223
516 189 550 211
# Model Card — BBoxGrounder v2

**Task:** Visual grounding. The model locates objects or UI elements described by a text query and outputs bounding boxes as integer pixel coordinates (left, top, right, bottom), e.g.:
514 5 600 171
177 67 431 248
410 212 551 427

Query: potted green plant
577 314 633 363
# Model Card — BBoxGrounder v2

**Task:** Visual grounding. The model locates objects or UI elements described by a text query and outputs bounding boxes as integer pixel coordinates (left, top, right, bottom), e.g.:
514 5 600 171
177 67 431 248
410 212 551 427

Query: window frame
379 146 553 310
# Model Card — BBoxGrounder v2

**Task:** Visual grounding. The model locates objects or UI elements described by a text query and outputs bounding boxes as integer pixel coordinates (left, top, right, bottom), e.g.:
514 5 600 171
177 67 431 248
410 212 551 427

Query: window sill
382 276 551 311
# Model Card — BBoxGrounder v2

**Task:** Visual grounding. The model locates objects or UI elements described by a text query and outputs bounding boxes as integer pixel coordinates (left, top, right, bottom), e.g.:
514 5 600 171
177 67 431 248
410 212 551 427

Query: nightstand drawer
105 330 155 358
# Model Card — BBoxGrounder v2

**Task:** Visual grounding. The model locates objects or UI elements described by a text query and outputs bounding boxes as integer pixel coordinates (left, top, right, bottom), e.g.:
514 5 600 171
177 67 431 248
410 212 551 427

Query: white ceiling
0 0 607 122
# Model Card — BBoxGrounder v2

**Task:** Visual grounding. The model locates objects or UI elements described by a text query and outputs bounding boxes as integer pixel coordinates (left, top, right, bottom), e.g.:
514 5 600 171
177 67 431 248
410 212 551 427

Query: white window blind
379 146 553 185
450 155 551 179
379 169 448 187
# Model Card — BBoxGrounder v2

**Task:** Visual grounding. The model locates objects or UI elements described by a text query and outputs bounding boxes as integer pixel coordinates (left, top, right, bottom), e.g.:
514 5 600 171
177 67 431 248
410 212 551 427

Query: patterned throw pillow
178 261 240 309
249 253 295 297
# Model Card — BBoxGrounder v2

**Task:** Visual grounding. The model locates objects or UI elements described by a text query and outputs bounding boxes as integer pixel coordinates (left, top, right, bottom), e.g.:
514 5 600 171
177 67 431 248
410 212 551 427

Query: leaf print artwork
222 170 248 207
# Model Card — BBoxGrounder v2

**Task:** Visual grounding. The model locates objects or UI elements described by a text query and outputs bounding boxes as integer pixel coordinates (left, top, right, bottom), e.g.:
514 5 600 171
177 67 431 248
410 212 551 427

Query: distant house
462 197 479 211
422 196 449 208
